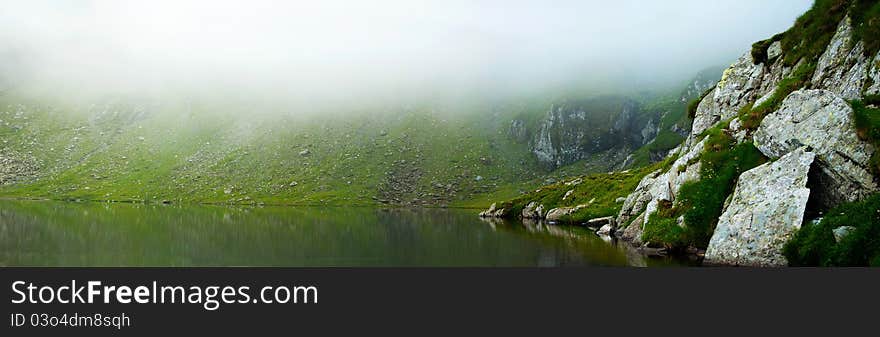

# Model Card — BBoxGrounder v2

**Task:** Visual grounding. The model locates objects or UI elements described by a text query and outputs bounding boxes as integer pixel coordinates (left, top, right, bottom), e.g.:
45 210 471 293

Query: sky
0 0 814 107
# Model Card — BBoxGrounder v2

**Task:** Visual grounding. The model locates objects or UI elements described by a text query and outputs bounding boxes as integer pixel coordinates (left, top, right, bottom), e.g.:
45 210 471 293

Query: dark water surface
0 200 688 267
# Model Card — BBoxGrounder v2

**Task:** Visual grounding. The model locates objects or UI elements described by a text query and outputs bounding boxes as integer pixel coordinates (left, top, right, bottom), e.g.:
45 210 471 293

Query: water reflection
0 200 688 267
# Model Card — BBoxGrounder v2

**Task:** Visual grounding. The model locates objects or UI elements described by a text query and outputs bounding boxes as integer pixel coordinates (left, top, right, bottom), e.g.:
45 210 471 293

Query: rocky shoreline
479 202 703 260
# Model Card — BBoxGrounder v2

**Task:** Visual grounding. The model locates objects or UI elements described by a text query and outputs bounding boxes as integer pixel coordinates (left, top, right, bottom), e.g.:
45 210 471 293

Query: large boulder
620 212 646 246
811 16 871 100
754 89 877 208
545 204 588 222
704 147 815 267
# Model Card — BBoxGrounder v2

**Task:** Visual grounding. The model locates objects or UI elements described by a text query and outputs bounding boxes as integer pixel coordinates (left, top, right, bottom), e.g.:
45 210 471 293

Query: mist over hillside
0 1 815 207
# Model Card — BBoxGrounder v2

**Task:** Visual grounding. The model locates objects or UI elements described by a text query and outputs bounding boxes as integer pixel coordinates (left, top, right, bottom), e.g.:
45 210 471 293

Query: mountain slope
482 0 880 266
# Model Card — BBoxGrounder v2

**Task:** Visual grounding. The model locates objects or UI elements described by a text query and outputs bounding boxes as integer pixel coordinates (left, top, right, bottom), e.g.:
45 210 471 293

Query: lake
0 200 689 267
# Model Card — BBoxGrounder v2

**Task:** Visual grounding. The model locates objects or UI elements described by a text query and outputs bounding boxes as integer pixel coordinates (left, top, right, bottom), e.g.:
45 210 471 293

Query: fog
0 0 813 108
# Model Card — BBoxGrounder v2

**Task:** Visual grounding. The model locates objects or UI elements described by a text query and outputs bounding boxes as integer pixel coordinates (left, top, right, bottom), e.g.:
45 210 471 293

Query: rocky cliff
482 0 880 266
530 97 653 169
617 4 880 266
526 68 723 171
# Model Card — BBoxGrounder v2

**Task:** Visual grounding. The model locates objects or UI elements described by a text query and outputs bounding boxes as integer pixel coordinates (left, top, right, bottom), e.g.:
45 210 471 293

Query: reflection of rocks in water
620 244 648 267
478 216 507 231
500 218 654 267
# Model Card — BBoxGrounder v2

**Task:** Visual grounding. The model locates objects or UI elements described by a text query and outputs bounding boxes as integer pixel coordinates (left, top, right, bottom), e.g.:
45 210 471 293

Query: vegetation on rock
739 62 817 130
784 193 880 266
493 156 676 224
851 100 880 174
642 128 767 250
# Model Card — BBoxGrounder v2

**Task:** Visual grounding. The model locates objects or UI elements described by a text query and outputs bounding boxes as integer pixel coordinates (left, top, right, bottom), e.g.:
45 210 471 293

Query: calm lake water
0 200 688 267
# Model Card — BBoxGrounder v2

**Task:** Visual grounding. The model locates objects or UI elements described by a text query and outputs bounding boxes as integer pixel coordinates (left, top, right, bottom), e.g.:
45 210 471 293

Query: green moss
780 0 851 67
750 33 785 65
771 0 880 67
851 0 880 57
627 130 685 168
642 217 688 248
784 193 880 266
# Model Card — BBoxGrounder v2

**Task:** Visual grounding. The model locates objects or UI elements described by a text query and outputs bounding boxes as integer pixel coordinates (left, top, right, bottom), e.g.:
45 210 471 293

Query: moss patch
851 100 880 174
750 33 785 65
851 0 880 57
779 0 851 67
784 193 880 266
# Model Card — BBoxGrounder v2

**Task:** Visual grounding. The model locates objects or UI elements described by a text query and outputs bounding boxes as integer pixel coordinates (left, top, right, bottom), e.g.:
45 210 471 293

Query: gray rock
640 118 658 145
754 89 877 208
866 50 880 96
521 201 545 219
508 119 528 143
704 147 815 267
812 16 870 100
766 41 783 61
479 203 498 218
596 224 614 236
832 226 856 243
616 169 661 226
616 136 706 231
0 149 40 185
299 149 311 156
544 204 588 221
587 216 615 228
621 212 646 245
530 99 649 169
691 53 769 137
690 87 720 136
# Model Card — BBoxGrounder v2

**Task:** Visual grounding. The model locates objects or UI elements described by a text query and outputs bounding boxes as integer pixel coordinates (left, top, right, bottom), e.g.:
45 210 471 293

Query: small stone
832 226 856 243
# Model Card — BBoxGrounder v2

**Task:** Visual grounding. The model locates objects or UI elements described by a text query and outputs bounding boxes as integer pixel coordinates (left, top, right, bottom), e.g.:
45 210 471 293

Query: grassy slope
487 155 677 224
0 94 551 207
